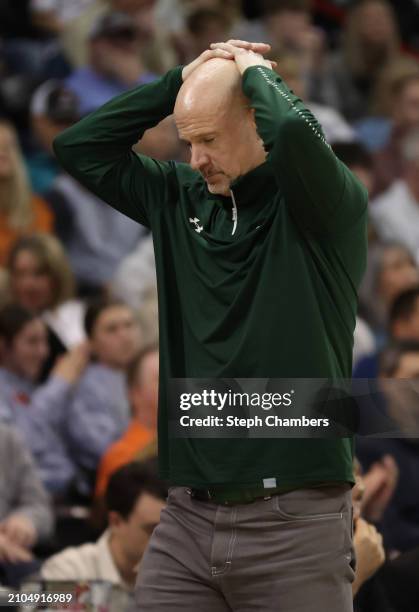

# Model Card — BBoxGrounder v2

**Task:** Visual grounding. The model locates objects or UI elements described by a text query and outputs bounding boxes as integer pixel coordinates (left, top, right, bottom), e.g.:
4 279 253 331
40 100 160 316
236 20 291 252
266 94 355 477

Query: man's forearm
242 65 367 234
51 67 183 226
53 66 184 176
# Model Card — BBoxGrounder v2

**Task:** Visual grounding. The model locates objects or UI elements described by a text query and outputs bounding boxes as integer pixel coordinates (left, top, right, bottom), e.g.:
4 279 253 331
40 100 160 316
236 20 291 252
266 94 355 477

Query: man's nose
190 146 209 172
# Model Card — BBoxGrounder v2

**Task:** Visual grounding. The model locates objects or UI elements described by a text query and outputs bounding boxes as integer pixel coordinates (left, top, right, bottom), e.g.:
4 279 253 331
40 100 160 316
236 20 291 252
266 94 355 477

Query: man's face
175 103 264 196
112 492 164 566
91 306 141 369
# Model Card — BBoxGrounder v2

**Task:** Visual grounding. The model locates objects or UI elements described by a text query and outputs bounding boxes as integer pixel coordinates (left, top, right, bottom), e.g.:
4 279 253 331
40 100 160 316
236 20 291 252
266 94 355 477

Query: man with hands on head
54 40 368 611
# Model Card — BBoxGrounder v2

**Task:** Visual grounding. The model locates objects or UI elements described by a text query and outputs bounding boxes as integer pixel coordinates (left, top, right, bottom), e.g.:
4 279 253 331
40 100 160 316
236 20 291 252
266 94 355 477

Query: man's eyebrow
180 133 216 143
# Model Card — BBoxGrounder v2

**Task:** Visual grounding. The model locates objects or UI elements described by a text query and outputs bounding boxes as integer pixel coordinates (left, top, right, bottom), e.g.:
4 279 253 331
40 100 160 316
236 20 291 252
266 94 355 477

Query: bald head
175 58 243 118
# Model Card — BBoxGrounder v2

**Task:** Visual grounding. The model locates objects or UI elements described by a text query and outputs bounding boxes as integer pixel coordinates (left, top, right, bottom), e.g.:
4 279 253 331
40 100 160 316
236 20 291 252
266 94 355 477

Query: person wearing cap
64 11 157 116
53 40 367 611
30 80 82 194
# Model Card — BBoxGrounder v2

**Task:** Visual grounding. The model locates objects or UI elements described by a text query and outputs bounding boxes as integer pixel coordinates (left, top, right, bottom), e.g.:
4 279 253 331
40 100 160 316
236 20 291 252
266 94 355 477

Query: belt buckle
188 488 213 502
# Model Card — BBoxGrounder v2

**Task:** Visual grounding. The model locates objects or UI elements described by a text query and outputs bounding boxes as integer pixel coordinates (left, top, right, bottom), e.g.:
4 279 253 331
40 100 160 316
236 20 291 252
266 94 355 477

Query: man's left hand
210 40 275 75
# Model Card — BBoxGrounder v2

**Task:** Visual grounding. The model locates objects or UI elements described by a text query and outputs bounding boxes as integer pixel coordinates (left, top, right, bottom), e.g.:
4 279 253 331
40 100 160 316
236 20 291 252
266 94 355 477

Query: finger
203 48 234 60
227 40 271 51
269 61 277 68
226 39 253 48
210 42 238 54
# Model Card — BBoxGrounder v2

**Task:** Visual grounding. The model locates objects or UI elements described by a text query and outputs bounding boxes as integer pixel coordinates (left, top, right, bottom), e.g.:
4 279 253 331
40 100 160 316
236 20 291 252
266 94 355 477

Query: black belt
187 485 297 505
187 481 348 506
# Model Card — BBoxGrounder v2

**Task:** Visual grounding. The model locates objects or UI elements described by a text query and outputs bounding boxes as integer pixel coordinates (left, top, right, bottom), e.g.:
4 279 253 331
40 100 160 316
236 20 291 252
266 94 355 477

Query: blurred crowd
0 0 419 610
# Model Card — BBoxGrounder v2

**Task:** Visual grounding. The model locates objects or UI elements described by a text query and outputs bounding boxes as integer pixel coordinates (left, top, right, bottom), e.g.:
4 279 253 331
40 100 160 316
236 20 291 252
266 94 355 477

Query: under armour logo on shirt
189 217 203 233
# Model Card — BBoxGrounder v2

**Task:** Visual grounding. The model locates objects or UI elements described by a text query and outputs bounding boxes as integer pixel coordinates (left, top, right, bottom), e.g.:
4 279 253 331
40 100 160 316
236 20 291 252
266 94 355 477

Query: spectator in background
358 242 419 337
233 0 325 79
0 0 70 77
232 0 328 104
41 460 166 594
0 423 54 587
7 233 85 379
29 80 81 195
355 59 419 154
355 286 419 377
29 0 99 37
356 341 419 553
353 454 419 612
262 0 326 81
0 120 53 266
64 11 156 116
0 304 88 495
95 345 158 499
180 8 232 64
110 234 156 311
0 0 70 131
349 457 419 612
66 298 142 486
372 73 419 195
352 458 386 599
332 142 374 196
312 0 409 120
370 128 419 263
109 0 177 75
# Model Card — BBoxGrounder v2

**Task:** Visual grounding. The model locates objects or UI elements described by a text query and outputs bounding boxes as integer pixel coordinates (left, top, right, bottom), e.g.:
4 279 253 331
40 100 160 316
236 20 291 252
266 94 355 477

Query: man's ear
108 511 123 528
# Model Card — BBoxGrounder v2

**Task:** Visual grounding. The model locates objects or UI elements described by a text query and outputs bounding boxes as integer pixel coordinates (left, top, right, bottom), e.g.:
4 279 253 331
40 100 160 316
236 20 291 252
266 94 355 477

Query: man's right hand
182 41 273 81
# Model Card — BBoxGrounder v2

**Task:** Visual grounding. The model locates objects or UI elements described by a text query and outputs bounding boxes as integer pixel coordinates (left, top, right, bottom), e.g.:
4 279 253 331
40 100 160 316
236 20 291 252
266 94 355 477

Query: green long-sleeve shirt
54 65 368 487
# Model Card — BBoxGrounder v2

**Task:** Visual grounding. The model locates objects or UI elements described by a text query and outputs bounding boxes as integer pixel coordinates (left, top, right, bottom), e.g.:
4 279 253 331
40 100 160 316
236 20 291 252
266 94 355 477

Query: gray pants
135 484 355 611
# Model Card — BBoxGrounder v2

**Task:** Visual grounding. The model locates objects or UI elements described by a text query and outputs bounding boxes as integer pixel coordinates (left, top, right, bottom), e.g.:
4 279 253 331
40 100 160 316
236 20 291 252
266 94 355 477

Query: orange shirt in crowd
95 421 157 498
0 195 53 265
